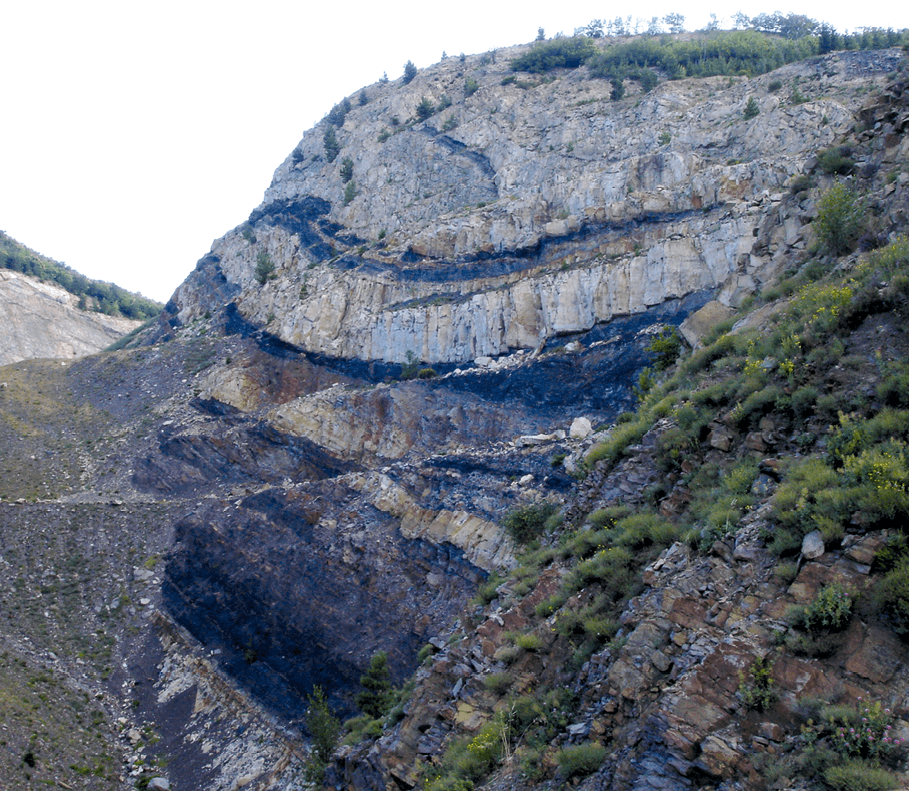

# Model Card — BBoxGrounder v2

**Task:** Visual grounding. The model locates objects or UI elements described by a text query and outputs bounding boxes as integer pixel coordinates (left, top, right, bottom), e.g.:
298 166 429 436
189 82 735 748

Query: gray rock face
167 48 901 364
0 270 140 365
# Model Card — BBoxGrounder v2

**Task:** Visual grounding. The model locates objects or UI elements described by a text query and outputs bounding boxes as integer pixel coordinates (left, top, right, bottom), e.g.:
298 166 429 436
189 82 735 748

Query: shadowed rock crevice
164 486 486 715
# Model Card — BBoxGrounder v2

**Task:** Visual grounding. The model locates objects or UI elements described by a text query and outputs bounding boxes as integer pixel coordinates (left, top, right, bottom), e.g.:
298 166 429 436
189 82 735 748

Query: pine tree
304 685 340 783
355 651 392 718
743 96 760 120
323 126 340 163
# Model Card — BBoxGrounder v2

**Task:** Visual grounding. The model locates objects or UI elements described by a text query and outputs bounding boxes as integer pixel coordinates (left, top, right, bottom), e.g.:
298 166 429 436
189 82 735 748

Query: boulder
801 530 825 559
679 301 736 348
570 417 593 439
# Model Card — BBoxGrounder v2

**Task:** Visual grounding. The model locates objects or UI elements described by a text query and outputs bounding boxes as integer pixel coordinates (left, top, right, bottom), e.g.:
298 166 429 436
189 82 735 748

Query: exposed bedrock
163 482 487 716
165 50 902 364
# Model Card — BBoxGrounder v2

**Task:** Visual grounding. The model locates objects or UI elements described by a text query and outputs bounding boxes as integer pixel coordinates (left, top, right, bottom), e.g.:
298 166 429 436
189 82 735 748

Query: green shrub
254 251 275 285
874 557 909 634
416 643 437 664
804 583 854 632
827 408 909 467
503 503 559 544
585 418 648 468
646 325 683 370
416 97 435 120
535 590 569 617
588 29 819 82
556 743 607 779
655 426 692 472
638 68 658 92
725 459 760 496
510 36 597 73
817 700 903 762
343 180 357 206
787 583 854 647
584 506 629 531
743 96 760 119
766 527 804 556
568 547 637 600
456 719 505 779
339 157 354 183
355 651 392 718
473 573 501 605
511 695 544 730
841 448 909 522
790 173 813 195
737 656 777 712
403 60 417 84
733 384 784 428
824 761 898 791
493 644 522 664
326 98 351 127
772 458 841 533
785 631 841 657
304 685 340 781
560 527 610 560
513 633 544 652
873 534 909 573
815 183 865 256
611 513 678 550
878 366 909 408
424 774 474 791
774 561 800 583
790 384 818 418
464 76 479 97
323 125 341 163
817 145 856 176
482 672 512 693
581 615 619 640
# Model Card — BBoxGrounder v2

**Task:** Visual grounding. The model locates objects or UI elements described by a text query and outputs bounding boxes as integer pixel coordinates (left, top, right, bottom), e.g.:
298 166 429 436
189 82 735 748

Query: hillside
0 232 162 364
0 32 908 791
0 231 162 321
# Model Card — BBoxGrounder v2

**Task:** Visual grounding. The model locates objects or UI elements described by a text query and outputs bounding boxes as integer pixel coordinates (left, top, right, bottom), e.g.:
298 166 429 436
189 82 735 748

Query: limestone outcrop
166 49 902 363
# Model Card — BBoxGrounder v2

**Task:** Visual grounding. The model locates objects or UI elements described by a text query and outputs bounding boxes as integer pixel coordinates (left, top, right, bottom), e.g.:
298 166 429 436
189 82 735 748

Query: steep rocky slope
0 37 908 791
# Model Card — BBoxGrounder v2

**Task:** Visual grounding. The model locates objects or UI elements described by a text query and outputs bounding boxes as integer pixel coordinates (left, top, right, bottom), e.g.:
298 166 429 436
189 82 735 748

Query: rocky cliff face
167 48 901 364
0 269 141 364
1 38 909 791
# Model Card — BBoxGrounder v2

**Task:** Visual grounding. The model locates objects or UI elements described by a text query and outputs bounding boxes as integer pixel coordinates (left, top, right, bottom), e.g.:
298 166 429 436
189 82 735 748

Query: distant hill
0 231 162 320
0 269 147 365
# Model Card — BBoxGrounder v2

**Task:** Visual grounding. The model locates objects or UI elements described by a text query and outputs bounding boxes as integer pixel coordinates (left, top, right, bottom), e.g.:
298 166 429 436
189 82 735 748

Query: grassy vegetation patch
0 650 120 790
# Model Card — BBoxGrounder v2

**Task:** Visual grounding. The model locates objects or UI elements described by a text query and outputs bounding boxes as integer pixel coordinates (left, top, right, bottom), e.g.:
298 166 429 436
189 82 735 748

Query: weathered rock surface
0 270 140 364
165 49 901 364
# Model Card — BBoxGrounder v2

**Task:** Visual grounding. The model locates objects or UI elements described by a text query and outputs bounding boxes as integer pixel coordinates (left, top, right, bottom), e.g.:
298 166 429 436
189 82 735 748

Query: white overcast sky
1 1 905 303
